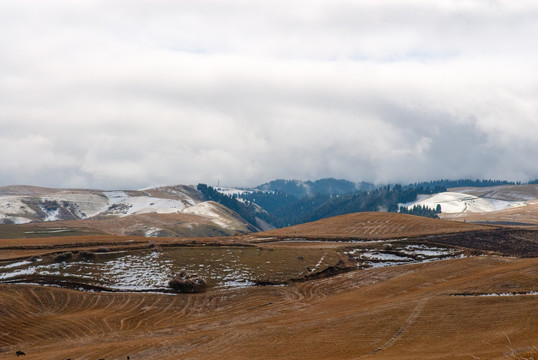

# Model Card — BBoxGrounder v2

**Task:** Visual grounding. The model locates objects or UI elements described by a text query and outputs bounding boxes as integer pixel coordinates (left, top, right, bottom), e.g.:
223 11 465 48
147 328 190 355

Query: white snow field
182 201 235 229
103 191 188 216
402 191 527 214
214 187 253 196
0 185 198 223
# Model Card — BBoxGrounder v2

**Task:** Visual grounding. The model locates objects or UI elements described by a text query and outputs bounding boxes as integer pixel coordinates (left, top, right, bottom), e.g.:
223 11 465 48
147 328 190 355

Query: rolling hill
402 184 538 225
258 212 489 240
0 185 258 238
0 210 536 359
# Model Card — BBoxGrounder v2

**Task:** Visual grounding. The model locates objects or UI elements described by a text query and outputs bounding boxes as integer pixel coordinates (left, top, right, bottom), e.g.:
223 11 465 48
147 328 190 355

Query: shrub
77 251 95 260
53 252 73 263
169 273 207 293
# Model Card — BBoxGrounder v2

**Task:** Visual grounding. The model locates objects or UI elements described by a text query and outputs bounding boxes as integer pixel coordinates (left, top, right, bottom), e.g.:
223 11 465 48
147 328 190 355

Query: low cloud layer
1 1 537 189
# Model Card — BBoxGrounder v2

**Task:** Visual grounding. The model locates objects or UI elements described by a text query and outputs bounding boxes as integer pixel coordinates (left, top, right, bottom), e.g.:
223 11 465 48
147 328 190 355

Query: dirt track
1 256 536 359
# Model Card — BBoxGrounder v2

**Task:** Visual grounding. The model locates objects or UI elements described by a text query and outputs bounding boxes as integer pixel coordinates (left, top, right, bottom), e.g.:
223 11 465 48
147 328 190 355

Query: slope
0 185 258 238
258 212 489 240
0 256 535 359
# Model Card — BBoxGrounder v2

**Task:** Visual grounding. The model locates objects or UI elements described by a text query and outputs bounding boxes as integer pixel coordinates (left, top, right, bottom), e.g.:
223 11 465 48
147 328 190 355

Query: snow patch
144 227 161 237
103 191 186 216
452 291 538 297
0 266 37 280
182 202 233 229
215 187 253 196
0 196 35 223
401 244 457 257
358 251 413 261
404 192 527 214
0 260 33 269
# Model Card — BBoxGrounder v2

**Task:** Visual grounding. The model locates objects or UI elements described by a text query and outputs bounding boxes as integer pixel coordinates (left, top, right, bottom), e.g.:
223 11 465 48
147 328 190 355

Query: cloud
0 0 537 189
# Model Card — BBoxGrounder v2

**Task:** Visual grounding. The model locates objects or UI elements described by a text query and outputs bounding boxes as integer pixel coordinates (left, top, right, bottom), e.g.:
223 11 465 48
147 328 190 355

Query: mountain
238 184 425 228
0 185 259 237
224 179 538 229
255 178 374 198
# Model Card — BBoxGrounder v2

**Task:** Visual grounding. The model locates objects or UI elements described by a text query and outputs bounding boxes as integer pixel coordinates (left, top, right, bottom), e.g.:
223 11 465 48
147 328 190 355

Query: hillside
0 207 536 359
1 251 536 359
0 185 258 238
402 184 538 225
255 178 375 197
258 212 489 240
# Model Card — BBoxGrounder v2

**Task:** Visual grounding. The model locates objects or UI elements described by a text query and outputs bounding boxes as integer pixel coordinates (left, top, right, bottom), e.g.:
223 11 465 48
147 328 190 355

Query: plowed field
258 212 489 240
0 256 536 359
0 212 536 359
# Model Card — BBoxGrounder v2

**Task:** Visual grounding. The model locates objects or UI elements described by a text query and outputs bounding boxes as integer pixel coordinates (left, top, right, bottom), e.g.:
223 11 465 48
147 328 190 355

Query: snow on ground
452 291 538 297
41 207 60 222
144 227 161 237
181 202 233 229
454 184 538 201
48 192 110 218
401 245 456 257
488 198 526 210
6 217 32 224
144 186 198 206
0 196 35 223
356 251 413 261
103 191 187 216
0 186 242 229
215 187 253 196
403 192 526 214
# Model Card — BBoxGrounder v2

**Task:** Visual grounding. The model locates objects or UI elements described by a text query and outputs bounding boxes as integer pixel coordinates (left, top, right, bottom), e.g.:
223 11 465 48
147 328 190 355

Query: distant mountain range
212 178 538 228
255 178 375 198
1 178 537 238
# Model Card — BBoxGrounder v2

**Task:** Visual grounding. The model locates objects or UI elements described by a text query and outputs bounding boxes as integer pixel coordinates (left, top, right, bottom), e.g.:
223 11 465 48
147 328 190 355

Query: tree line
199 178 535 230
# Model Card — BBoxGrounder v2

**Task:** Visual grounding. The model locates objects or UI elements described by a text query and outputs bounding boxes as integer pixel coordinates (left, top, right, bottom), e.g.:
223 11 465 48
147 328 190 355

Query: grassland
257 212 490 240
0 212 536 359
0 256 536 359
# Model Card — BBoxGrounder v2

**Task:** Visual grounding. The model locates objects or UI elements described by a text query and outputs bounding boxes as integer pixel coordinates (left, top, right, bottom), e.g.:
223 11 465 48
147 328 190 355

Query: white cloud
0 0 537 189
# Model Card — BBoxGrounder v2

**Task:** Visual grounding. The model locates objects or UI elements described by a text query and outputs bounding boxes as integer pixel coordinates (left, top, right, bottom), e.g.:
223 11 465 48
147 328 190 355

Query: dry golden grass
24 211 250 237
0 212 536 359
259 212 490 240
0 234 255 261
0 256 536 359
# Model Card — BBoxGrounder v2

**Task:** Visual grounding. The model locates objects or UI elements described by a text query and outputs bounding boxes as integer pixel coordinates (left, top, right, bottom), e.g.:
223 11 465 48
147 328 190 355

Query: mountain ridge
0 185 258 238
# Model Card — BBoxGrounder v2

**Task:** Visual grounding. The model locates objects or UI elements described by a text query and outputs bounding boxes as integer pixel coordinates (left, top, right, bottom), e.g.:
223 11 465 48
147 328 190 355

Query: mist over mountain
216 178 538 229
1 177 537 237
255 178 375 198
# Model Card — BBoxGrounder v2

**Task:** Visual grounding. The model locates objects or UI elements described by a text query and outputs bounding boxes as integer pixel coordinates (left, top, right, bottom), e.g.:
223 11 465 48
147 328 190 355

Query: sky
1 0 537 190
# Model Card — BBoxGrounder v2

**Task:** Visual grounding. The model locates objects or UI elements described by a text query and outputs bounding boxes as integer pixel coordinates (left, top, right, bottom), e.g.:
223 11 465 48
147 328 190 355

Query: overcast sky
1 0 537 189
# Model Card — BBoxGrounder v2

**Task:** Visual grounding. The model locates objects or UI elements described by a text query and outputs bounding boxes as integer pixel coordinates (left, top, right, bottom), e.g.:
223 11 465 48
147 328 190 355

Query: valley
0 181 536 359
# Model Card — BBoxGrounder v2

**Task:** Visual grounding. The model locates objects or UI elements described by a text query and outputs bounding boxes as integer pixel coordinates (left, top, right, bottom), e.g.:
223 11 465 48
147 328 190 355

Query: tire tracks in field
358 297 429 358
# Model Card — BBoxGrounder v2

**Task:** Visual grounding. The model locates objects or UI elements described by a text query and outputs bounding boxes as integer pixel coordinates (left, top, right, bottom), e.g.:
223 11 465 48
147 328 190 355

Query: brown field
258 212 491 240
0 210 254 239
0 234 253 261
0 212 537 359
0 256 536 359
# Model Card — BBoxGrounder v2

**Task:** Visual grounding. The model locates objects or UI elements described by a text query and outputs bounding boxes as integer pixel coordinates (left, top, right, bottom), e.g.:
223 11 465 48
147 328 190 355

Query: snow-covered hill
402 184 538 214
0 185 257 237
